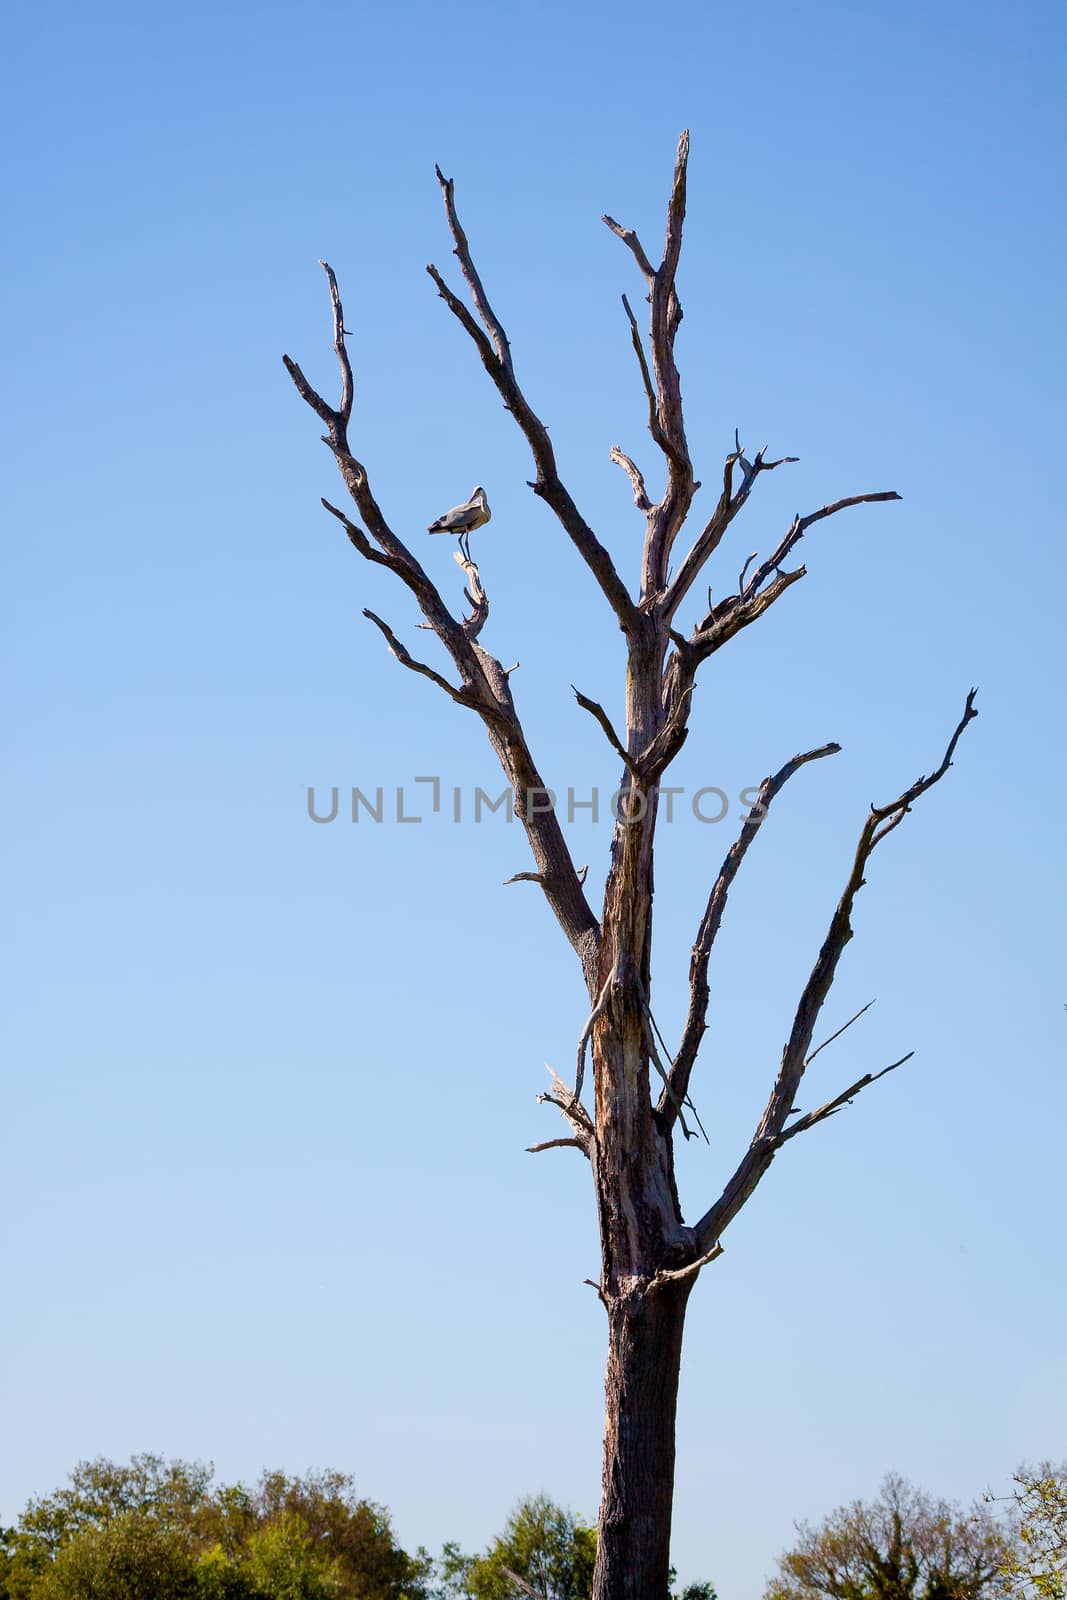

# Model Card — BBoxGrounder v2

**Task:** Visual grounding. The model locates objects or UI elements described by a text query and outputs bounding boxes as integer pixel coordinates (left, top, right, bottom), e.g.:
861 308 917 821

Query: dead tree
284 133 976 1600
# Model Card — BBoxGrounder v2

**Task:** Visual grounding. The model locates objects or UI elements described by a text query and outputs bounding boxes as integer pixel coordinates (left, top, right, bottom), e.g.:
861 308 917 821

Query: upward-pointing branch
693 690 979 1251
429 167 642 640
662 437 798 624
603 130 696 600
659 742 842 1129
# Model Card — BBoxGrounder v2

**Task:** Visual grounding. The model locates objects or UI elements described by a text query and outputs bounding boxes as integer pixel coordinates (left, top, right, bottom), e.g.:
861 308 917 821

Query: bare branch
453 548 489 639
287 268 602 991
619 292 675 468
869 687 979 835
604 134 695 600
775 1051 914 1146
575 978 613 1103
662 439 797 623
744 490 902 602
526 1136 589 1158
646 999 709 1143
362 609 488 712
687 565 807 664
282 353 336 429
659 131 688 288
503 870 546 887
539 1062 596 1142
693 691 978 1250
645 130 695 591
660 742 841 1127
665 488 902 697
640 998 693 1141
610 444 653 513
647 1240 723 1292
804 998 876 1068
572 685 640 778
319 498 392 569
433 164 514 369
601 214 656 286
425 262 497 368
318 260 353 424
429 170 642 638
646 567 809 786
501 1567 547 1600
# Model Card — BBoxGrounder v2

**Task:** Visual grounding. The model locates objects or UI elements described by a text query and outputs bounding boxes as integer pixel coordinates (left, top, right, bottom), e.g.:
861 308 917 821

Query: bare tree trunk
594 1277 693 1600
286 129 977 1600
588 974 696 1599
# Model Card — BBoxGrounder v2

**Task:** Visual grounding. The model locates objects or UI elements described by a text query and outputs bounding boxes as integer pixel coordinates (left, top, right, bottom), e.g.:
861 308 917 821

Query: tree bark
593 1277 694 1600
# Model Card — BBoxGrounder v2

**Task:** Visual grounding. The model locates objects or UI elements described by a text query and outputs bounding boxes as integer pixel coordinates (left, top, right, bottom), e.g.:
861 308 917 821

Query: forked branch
285 265 601 988
647 476 892 791
662 457 886 628
742 491 902 606
693 690 978 1250
667 488 903 693
429 169 641 638
775 1051 914 1145
659 742 841 1127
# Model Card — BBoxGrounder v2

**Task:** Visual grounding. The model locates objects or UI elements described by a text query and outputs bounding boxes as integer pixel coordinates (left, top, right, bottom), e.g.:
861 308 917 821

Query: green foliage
1 1458 214 1600
31 1509 199 1600
193 1545 261 1599
764 1473 1013 1600
249 1471 425 1598
0 1459 428 1600
999 1465 1067 1600
244 1513 343 1599
435 1496 596 1600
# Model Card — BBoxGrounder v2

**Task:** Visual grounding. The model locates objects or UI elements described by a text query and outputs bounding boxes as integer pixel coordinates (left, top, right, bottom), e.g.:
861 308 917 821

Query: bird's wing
427 494 480 533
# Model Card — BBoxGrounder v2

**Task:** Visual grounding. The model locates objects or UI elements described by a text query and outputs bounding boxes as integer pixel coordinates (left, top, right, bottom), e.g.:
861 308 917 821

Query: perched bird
427 486 491 562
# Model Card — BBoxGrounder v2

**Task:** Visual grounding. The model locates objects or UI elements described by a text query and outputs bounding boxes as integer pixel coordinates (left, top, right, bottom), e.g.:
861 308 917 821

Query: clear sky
2 1 1065 1594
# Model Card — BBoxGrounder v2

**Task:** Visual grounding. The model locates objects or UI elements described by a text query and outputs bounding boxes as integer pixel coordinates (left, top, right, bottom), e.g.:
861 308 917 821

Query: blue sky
2 0 1065 1593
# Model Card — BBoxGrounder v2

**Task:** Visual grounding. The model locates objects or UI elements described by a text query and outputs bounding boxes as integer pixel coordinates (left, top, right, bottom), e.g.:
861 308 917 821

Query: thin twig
620 293 667 456
640 1002 692 1141
737 550 758 598
575 978 612 1102
804 999 876 1068
774 1053 914 1146
646 1003 709 1143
